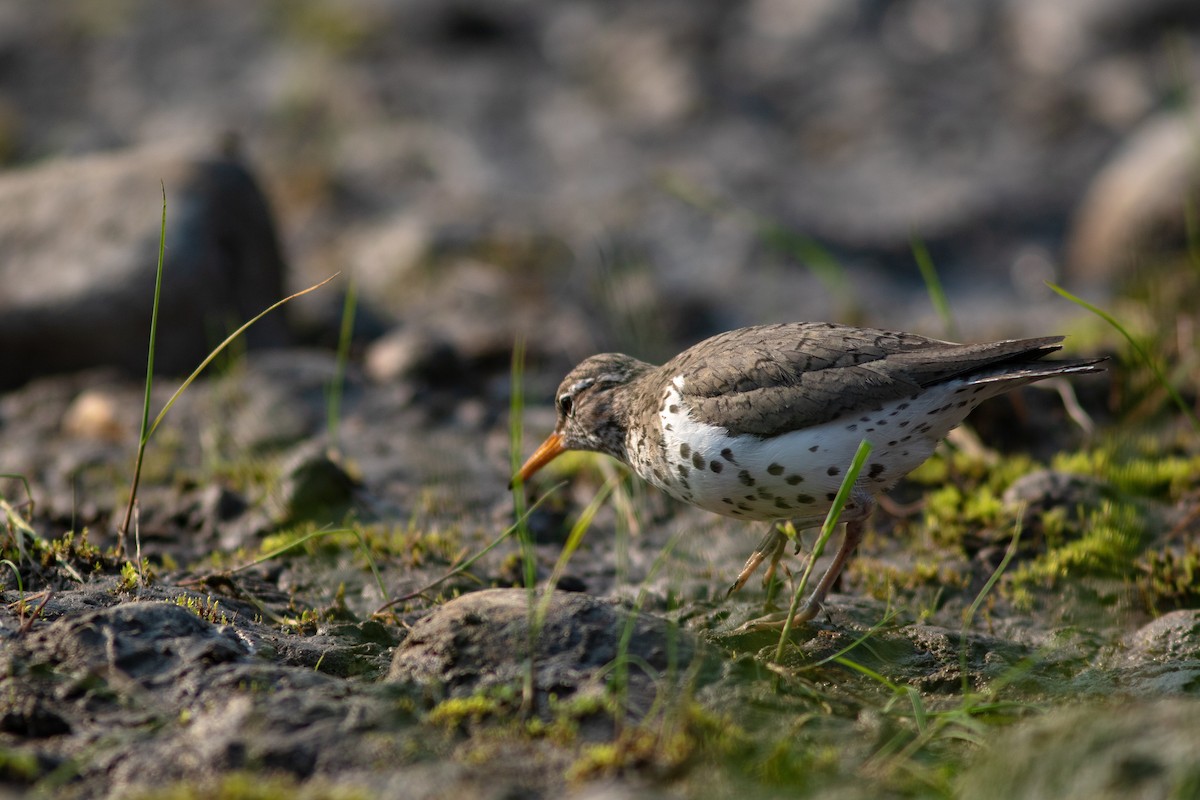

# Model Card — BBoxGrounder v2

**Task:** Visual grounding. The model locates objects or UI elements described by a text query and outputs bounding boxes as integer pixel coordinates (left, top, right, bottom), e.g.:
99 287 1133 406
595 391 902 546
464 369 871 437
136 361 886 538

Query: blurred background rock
1 0 1198 387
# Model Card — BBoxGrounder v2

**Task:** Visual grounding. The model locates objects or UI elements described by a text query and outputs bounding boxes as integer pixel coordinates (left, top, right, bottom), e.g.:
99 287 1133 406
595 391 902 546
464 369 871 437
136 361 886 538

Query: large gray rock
0 146 289 389
388 588 704 715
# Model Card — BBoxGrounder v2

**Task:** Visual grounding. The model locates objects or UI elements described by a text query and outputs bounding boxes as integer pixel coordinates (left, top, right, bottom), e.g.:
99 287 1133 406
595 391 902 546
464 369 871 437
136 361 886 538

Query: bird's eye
557 394 574 416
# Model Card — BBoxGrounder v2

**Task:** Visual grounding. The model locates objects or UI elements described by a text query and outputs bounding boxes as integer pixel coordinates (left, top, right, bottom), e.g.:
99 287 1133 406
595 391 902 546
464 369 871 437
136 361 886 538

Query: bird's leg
792 492 874 622
727 524 788 596
733 494 875 632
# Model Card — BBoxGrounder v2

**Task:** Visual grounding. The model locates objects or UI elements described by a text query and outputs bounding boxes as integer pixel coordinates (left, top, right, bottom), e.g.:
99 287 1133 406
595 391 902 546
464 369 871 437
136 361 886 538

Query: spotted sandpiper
514 322 1104 623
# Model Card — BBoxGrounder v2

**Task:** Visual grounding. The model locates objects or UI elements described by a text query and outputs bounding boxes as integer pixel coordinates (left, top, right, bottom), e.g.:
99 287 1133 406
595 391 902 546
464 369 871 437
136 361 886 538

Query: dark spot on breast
721 448 737 463
744 494 756 501
665 423 674 432
775 498 791 510
898 402 909 410
677 464 689 480
679 443 691 459
738 469 755 486
786 474 804 485
757 487 773 500
956 400 968 408
868 463 886 479
860 416 870 422
825 492 837 501
692 452 705 470
653 468 666 483
721 497 733 504
847 424 858 432
796 493 815 504
901 435 911 442
767 463 784 476
737 503 752 512
827 466 840 476
669 404 680 414
709 460 723 473
876 419 887 426
809 445 819 452
898 420 910 428
888 440 898 446
973 385 986 394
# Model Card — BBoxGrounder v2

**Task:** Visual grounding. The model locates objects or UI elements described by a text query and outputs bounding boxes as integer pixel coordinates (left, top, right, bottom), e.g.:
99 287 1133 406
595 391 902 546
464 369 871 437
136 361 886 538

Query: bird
512 322 1104 625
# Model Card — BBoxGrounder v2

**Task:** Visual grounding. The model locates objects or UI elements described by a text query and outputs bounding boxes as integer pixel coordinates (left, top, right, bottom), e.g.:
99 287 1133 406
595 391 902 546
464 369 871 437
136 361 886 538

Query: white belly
640 376 992 524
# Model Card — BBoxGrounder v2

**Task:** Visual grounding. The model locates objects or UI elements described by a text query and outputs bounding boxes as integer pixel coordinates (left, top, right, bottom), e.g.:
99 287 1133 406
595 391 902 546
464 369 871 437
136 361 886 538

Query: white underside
645 374 996 524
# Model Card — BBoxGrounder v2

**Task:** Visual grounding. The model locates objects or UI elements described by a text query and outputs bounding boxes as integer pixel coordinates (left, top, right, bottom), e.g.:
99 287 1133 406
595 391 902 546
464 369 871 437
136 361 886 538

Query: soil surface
2 3 1200 799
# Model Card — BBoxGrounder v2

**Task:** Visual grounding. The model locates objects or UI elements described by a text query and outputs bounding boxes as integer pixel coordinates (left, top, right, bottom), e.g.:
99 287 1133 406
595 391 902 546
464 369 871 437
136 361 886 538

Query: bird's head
511 353 650 486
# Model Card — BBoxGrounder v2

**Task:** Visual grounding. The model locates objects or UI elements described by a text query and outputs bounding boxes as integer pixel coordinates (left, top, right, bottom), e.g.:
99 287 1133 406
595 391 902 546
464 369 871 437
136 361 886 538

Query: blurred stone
1067 110 1200 281
272 442 361 526
61 389 128 441
1125 609 1200 663
364 327 463 387
1002 469 1108 514
958 699 1200 800
0 146 289 390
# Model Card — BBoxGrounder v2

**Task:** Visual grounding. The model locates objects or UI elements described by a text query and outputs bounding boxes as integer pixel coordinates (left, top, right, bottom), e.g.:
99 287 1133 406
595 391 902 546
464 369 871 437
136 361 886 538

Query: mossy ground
1 260 1198 799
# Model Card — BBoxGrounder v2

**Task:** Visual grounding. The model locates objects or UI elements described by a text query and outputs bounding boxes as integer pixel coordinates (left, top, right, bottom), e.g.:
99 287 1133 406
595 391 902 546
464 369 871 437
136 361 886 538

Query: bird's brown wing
666 322 1072 437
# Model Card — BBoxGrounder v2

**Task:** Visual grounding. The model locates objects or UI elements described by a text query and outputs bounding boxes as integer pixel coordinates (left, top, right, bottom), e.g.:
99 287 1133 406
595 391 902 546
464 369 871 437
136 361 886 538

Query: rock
61 388 129 441
387 588 702 714
958 699 1200 800
1126 609 1200 662
364 326 464 387
24 601 249 684
1066 110 1200 282
0 146 289 390
271 442 362 526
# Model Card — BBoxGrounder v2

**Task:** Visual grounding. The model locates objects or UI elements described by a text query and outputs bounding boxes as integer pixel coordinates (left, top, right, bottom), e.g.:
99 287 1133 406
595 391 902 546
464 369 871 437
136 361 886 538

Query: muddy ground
2 3 1200 799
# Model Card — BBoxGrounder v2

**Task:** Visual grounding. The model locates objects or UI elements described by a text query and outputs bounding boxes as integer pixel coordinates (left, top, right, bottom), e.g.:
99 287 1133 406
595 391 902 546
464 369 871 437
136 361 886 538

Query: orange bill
510 432 566 488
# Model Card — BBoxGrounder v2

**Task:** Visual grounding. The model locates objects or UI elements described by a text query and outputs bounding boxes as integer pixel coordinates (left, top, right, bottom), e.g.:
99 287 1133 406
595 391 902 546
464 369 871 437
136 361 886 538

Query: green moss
127 770 370 800
426 687 516 729
0 746 39 782
259 521 460 570
1138 542 1200 612
566 701 749 784
172 595 230 625
1051 448 1200 500
1009 500 1145 590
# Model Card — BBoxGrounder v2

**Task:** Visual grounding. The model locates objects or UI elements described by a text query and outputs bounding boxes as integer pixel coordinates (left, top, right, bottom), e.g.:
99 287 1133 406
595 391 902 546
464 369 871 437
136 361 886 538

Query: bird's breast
625 375 993 524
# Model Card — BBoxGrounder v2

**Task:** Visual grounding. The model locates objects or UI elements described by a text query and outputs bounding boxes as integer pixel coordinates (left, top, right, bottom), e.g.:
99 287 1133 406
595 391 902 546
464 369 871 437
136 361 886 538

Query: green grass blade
1046 281 1199 432
140 182 168 447
775 439 873 662
327 274 358 451
117 184 168 548
911 236 958 340
507 337 537 594
373 482 565 612
0 559 24 611
536 477 618 626
0 474 35 519
831 654 903 693
960 512 1023 695
147 273 340 439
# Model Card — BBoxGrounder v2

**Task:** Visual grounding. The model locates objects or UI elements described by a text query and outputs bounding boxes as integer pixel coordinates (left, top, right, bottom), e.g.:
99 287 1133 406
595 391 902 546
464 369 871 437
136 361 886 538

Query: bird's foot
728 526 789 597
727 552 763 596
731 601 821 634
